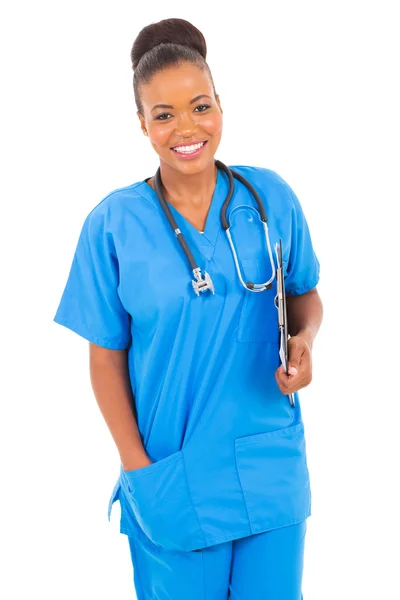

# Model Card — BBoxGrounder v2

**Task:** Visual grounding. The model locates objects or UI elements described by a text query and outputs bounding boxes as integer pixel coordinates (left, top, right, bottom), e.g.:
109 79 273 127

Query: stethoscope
153 159 277 296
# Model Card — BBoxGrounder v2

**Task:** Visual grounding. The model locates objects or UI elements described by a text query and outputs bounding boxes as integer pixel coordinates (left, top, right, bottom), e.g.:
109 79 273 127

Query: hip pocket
234 421 311 533
120 450 205 552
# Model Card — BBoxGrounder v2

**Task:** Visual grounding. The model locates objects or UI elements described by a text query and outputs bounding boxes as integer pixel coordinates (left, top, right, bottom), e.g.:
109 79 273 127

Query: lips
171 140 208 150
170 140 209 160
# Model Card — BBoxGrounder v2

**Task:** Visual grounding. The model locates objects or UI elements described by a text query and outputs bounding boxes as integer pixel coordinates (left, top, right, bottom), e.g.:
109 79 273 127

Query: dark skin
140 62 224 231
280 289 323 394
89 61 323 471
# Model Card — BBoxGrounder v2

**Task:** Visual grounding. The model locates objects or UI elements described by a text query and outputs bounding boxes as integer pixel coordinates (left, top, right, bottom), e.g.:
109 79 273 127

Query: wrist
295 329 314 351
121 452 152 472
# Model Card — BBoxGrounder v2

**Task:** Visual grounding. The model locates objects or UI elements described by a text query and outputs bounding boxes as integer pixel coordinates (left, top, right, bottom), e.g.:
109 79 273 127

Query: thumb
287 345 302 376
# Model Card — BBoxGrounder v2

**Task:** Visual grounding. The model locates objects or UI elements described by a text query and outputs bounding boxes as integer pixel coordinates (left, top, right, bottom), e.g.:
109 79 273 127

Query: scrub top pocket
234 421 311 533
235 263 279 344
120 450 205 552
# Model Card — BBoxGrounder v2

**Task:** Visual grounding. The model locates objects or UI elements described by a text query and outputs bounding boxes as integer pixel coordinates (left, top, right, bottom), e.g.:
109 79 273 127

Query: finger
276 364 292 383
276 371 305 394
287 338 308 375
287 347 302 373
275 372 302 395
276 361 311 393
276 363 297 383
277 362 298 378
275 367 296 392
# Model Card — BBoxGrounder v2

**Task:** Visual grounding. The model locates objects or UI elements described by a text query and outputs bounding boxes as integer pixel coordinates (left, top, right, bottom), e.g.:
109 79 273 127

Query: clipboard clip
274 239 295 408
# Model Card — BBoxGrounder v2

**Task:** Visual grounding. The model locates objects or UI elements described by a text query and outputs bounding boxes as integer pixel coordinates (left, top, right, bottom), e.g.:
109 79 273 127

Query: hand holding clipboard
274 239 295 408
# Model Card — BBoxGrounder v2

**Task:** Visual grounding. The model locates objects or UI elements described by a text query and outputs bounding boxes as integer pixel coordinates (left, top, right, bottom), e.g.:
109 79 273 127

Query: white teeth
173 142 205 154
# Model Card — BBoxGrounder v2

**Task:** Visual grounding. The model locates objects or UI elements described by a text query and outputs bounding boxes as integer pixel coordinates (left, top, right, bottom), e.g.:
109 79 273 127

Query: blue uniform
126 516 307 599
53 164 320 595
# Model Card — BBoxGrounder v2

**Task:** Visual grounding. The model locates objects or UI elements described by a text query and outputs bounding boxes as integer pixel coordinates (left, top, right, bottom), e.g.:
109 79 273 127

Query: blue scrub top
53 164 320 552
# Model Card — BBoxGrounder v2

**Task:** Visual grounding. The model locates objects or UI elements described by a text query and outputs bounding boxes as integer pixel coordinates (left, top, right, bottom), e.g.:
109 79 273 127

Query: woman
54 17 323 600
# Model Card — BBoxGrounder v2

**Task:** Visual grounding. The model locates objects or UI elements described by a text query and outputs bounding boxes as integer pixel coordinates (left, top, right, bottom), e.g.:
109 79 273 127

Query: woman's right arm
89 342 152 472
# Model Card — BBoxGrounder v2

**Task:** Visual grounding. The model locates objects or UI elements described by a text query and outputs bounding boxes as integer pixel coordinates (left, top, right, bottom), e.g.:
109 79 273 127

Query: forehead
140 62 212 107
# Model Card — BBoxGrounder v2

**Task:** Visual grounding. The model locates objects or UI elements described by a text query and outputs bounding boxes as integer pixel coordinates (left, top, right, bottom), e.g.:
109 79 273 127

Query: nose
174 112 198 138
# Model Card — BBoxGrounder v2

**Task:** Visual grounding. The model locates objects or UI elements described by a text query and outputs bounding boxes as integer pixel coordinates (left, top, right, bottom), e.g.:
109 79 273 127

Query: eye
194 104 210 112
155 113 172 121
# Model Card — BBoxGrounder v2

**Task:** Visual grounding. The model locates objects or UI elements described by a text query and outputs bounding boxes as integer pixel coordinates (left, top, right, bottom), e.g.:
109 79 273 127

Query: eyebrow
150 94 212 113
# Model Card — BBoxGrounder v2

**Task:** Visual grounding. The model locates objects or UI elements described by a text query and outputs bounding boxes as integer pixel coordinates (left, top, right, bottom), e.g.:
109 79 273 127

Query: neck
158 160 218 208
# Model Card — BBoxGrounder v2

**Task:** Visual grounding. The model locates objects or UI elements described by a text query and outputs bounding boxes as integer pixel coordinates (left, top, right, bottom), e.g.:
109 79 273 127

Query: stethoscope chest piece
192 268 215 296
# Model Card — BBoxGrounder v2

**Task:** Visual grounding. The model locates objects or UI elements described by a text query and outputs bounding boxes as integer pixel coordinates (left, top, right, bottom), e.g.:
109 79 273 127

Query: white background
1 1 399 598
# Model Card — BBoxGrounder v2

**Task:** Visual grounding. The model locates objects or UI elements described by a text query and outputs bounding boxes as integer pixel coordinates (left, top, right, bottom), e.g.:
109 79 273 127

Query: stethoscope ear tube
154 167 215 294
216 160 268 228
154 167 197 271
153 160 277 296
215 160 276 292
225 226 274 292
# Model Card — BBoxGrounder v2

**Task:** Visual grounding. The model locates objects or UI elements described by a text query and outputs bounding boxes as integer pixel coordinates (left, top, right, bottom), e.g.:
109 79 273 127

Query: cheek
148 124 173 148
201 113 223 137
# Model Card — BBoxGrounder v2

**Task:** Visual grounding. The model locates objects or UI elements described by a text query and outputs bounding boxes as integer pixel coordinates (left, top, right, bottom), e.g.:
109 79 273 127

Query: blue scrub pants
127 519 307 599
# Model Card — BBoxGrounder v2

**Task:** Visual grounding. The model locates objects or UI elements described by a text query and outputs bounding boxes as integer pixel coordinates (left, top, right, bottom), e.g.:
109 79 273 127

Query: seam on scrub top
134 186 174 217
206 223 222 253
135 185 222 259
134 187 216 260
198 514 311 546
122 453 181 481
233 424 305 531
233 445 254 532
234 421 304 447
120 516 311 550
249 514 311 536
53 315 128 349
286 273 320 297
181 452 207 547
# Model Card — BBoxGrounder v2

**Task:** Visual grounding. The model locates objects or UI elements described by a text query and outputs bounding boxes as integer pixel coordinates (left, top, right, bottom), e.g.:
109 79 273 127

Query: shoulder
87 181 145 220
228 164 297 208
81 180 150 233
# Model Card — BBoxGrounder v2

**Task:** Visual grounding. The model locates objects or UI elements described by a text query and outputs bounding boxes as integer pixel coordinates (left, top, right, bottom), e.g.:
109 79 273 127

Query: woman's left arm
275 287 324 395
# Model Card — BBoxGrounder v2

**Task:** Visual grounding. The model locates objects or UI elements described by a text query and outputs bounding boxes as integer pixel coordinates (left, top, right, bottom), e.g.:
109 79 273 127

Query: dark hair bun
131 18 207 70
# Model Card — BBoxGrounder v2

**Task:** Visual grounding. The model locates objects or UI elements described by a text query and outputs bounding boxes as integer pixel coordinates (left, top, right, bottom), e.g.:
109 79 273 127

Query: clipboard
274 239 295 408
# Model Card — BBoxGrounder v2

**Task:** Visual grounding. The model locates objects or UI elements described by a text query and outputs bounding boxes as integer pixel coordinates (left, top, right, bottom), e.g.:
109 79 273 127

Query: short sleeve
283 183 320 296
53 207 132 350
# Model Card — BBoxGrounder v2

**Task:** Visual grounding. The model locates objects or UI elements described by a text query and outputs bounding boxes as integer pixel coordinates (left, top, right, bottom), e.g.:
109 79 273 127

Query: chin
176 154 216 172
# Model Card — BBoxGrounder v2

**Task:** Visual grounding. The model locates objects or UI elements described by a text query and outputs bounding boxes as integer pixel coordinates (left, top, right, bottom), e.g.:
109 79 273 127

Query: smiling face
137 62 223 176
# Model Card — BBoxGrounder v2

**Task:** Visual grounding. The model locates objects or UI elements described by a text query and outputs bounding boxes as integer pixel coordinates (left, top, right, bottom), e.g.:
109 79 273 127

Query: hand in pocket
122 455 153 473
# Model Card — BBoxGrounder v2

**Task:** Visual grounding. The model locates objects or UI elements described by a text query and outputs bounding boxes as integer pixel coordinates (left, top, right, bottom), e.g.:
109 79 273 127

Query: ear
137 111 148 136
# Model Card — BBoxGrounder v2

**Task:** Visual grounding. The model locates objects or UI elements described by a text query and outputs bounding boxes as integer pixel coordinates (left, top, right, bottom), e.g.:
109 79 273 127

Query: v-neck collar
139 166 229 261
